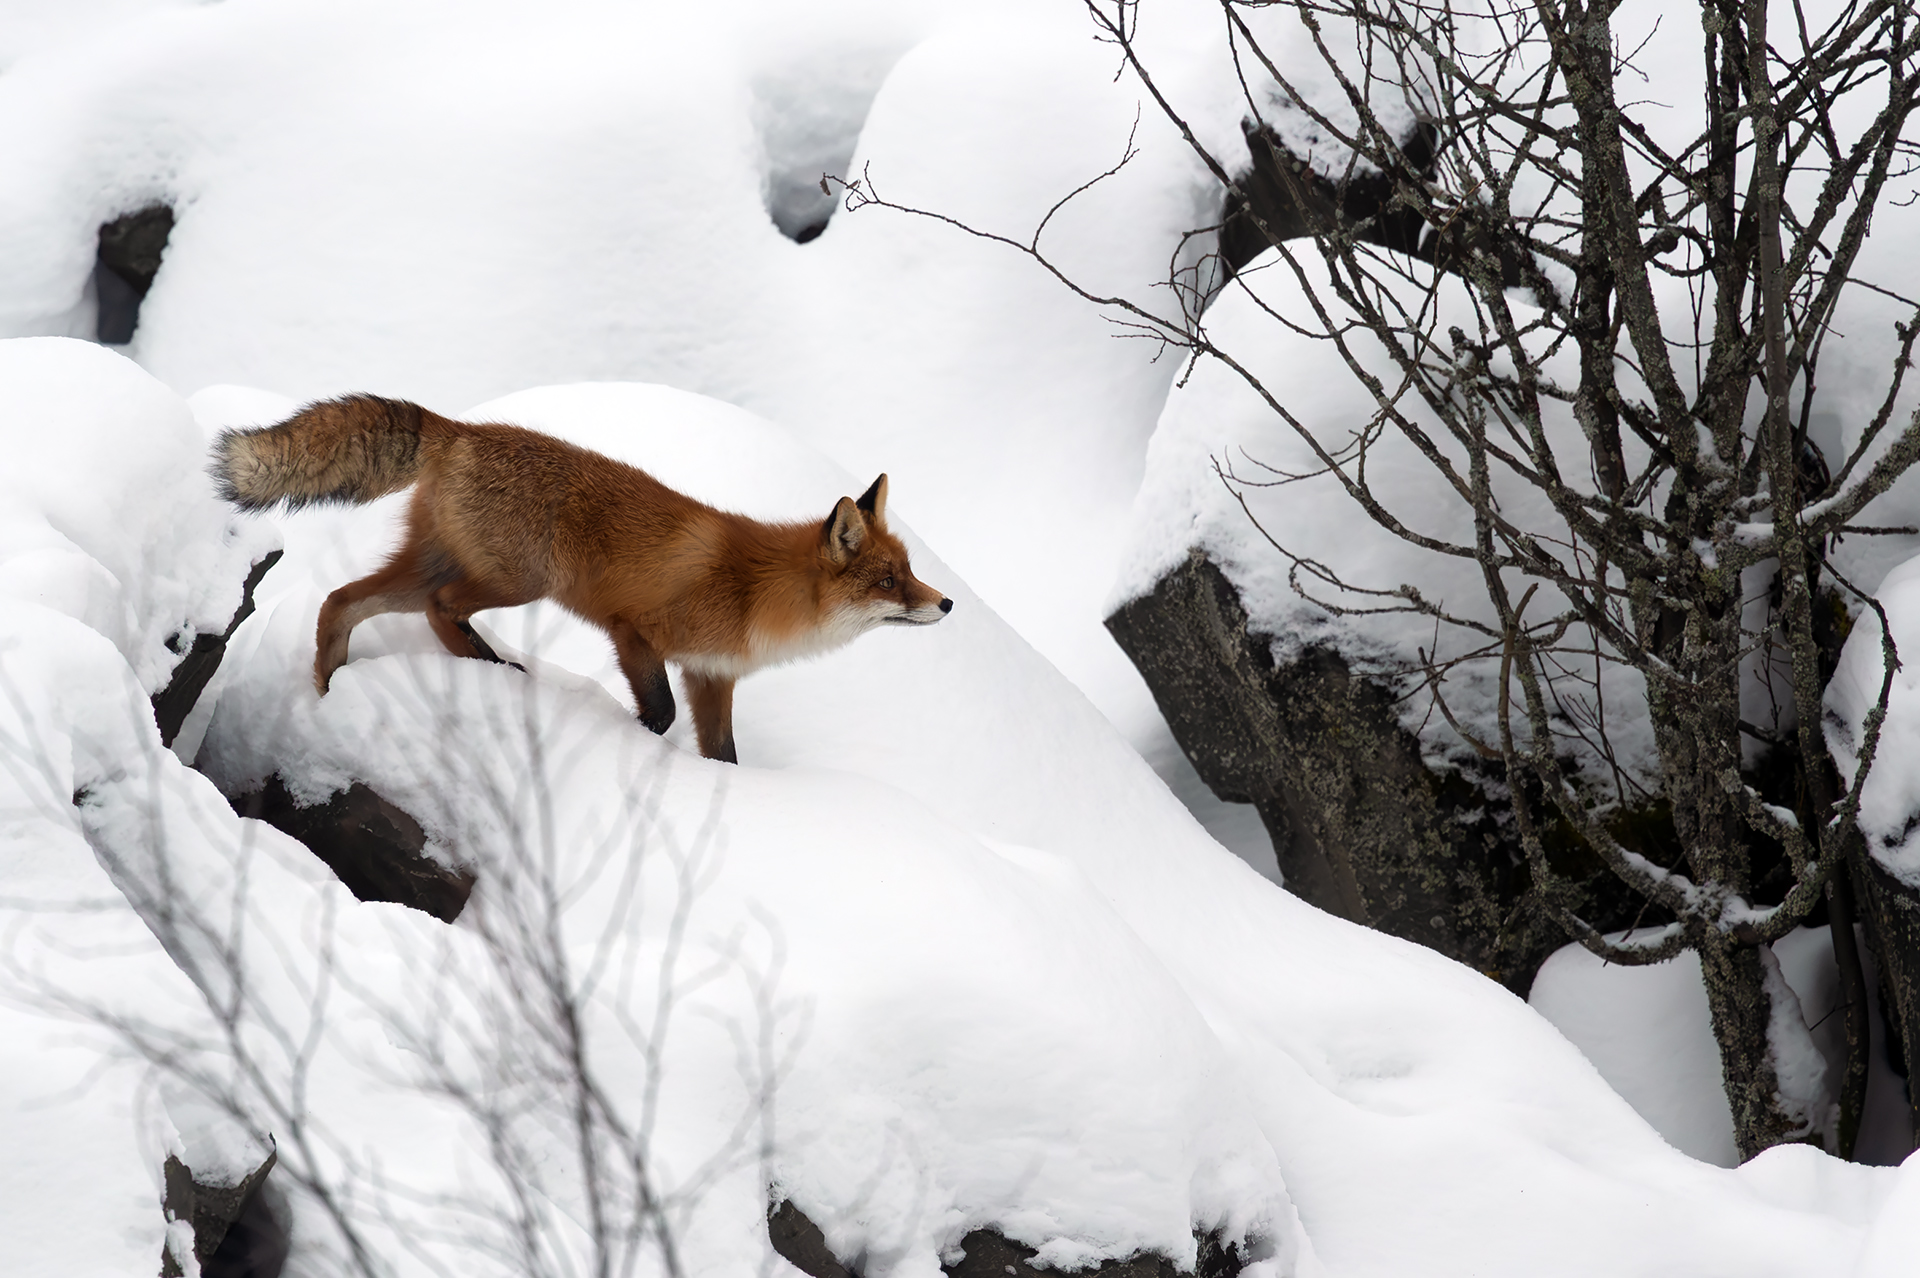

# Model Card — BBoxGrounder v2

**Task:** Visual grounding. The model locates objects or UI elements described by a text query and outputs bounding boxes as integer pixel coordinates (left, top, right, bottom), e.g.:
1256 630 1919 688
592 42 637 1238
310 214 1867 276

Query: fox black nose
939 598 953 613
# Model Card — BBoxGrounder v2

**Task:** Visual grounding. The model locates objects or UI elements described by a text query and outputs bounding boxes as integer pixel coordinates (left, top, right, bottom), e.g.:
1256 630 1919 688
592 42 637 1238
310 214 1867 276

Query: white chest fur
674 603 887 679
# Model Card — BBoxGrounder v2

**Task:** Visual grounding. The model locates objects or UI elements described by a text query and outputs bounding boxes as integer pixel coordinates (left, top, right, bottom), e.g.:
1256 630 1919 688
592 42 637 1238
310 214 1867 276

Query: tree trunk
1697 936 1807 1159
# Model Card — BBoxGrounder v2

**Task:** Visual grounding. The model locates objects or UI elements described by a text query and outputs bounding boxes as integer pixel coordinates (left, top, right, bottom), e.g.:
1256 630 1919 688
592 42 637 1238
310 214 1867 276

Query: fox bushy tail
213 395 455 510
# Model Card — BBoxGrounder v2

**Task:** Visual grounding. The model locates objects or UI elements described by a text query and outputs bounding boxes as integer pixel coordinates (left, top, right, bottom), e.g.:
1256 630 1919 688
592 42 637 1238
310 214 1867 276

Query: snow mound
186 379 1304 1273
0 339 277 1274
0 606 226 1277
1110 247 1662 784
0 338 273 692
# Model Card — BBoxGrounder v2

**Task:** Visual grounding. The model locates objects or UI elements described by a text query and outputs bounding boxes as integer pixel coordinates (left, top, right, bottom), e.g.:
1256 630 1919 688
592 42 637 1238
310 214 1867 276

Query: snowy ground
1 0 1919 1274
10 340 1918 1277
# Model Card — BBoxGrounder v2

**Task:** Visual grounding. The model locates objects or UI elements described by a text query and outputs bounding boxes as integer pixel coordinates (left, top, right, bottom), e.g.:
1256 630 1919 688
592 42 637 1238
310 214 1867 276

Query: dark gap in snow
767 1202 854 1278
229 777 474 923
766 168 842 243
752 52 899 243
202 1178 291 1278
1221 119 1564 309
153 549 282 747
769 1199 1255 1278
94 201 174 344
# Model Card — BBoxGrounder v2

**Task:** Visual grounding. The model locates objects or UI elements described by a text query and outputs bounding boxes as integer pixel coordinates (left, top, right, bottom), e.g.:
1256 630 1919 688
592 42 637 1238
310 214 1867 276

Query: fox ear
855 473 888 524
823 496 865 565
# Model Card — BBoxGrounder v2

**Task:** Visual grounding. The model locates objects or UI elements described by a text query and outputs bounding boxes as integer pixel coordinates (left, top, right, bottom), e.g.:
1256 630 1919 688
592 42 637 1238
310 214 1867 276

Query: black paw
454 619 508 665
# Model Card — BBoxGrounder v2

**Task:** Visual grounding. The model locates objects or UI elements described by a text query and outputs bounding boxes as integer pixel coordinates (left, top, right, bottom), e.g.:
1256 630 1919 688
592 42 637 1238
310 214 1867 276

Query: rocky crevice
152 550 282 748
1852 850 1920 1146
229 776 473 923
1218 122 1534 296
96 202 175 345
145 548 474 923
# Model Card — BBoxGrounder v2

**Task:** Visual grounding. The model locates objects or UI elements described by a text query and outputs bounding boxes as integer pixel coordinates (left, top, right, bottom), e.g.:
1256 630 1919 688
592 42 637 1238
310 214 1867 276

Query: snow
2 0 1920 1273
1532 940 1743 1167
2 350 1915 1273
1855 1154 1920 1277
1829 555 1920 885
1112 244 1669 785
1532 927 1914 1168
0 338 274 692
0 656 202 1277
0 0 1278 859
0 0 188 71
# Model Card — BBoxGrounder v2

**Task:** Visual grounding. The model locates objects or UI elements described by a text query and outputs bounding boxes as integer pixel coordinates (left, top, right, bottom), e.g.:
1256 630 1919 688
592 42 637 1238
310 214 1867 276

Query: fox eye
879 575 895 590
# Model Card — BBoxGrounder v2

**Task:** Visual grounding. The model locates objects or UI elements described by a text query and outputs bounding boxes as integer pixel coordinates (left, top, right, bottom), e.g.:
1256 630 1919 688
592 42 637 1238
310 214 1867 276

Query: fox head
821 475 952 628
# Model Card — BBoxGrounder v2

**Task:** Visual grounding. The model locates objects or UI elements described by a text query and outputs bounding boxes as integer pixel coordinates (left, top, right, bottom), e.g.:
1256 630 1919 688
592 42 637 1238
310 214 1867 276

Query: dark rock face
769 1201 855 1278
769 1201 1248 1278
161 1144 283 1277
1218 123 1532 297
1219 122 1434 276
152 550 283 748
232 776 473 923
95 203 175 345
1106 549 1637 996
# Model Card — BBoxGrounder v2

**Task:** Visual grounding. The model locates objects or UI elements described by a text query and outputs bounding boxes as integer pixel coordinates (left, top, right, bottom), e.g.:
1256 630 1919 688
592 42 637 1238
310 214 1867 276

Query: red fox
213 395 952 762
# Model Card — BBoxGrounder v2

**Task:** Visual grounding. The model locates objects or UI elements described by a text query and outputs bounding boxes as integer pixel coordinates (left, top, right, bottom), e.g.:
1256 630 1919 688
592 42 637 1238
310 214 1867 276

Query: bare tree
836 0 1920 1160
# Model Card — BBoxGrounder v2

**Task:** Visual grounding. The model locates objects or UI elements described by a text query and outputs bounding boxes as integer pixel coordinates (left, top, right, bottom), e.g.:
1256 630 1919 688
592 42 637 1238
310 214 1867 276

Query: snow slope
2 344 1907 1275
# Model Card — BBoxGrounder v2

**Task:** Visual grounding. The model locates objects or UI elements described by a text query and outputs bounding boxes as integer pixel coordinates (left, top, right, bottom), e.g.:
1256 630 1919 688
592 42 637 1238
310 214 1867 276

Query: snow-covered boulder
0 338 282 1272
1106 249 1653 992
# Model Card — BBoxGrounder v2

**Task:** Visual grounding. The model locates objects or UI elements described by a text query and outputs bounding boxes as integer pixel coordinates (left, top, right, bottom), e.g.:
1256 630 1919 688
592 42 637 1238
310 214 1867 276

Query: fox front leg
683 671 737 764
607 617 676 735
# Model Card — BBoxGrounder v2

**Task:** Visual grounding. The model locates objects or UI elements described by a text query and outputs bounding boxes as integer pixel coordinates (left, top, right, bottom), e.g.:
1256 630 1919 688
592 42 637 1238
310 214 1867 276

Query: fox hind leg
315 556 436 694
607 617 676 735
449 620 524 671
684 671 737 764
427 578 531 671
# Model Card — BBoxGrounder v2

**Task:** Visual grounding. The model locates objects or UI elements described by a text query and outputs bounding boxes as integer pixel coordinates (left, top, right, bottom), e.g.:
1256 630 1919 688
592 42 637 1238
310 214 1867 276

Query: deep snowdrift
2 342 1913 1276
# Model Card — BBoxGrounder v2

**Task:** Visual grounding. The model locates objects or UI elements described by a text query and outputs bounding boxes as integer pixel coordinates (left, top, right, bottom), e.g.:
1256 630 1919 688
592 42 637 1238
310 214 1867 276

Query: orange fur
214 396 952 762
